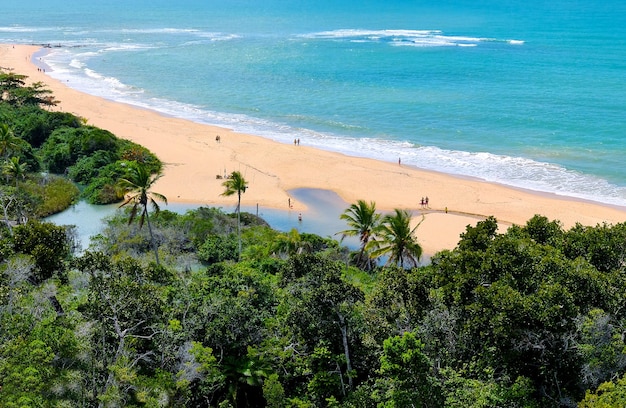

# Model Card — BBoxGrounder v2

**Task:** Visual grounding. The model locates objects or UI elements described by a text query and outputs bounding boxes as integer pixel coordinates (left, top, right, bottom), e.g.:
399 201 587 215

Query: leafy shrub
18 174 79 217
40 126 118 173
81 161 135 204
70 126 118 157
82 177 121 205
68 150 118 183
12 220 70 282
39 132 72 173
12 107 81 147
198 234 238 264
239 211 270 227
119 140 161 173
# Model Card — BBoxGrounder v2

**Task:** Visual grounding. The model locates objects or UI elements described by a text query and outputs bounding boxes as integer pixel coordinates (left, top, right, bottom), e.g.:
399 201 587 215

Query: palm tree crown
3 156 28 187
338 200 380 270
117 162 167 264
368 209 423 269
221 170 248 260
0 124 27 161
221 171 248 211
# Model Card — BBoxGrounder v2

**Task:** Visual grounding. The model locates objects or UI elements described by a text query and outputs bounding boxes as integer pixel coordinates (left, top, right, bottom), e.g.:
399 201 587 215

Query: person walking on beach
425 196 429 208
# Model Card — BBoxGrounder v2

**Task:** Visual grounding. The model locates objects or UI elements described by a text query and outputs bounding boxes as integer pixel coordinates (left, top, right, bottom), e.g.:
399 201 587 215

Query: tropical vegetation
2 194 626 407
0 69 161 211
1 70 626 407
117 162 167 265
221 170 248 261
338 199 380 270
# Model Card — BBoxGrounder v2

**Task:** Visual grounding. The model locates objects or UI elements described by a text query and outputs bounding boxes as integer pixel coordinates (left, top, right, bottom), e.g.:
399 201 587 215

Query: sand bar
2 44 626 256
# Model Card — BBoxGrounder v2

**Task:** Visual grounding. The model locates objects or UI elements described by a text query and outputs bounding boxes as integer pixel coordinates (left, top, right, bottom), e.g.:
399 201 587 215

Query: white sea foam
195 32 241 41
104 27 240 42
0 26 41 33
300 29 522 48
69 58 85 69
118 28 201 34
100 43 159 53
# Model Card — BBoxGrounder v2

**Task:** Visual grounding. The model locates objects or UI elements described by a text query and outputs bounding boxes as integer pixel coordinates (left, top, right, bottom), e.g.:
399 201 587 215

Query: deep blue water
3 0 626 205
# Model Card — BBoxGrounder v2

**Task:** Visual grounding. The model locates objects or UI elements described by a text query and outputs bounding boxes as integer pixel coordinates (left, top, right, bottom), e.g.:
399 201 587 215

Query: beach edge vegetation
0 70 161 215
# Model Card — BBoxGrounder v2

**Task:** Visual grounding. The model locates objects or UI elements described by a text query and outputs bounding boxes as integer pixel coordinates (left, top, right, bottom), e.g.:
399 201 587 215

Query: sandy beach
2 43 626 256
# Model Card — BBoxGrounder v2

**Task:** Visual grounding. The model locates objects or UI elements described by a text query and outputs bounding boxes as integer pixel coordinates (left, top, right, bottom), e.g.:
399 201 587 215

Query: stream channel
45 188 359 253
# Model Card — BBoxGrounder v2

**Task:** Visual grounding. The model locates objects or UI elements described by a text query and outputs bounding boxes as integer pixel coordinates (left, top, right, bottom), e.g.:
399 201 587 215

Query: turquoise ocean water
3 0 626 206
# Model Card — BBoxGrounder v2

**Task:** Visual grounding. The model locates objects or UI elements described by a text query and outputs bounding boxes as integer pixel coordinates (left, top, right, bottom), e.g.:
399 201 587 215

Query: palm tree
0 124 28 184
3 156 28 187
117 163 167 265
338 199 381 270
368 209 423 268
272 228 314 258
221 170 248 260
0 124 27 161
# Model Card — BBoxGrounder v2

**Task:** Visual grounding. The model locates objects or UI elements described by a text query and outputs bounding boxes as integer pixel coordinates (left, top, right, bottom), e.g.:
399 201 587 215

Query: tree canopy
1 70 625 407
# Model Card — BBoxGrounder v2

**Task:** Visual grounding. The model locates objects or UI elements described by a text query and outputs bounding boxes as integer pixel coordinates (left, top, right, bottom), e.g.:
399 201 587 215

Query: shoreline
3 43 626 256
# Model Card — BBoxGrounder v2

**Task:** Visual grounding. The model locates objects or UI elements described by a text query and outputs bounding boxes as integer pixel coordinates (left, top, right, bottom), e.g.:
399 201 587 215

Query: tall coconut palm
3 156 28 187
221 170 248 260
338 199 381 270
368 209 423 268
117 163 167 265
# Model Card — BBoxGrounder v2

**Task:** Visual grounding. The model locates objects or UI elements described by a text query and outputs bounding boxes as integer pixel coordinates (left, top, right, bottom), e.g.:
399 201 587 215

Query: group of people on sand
420 196 429 209
293 138 301 146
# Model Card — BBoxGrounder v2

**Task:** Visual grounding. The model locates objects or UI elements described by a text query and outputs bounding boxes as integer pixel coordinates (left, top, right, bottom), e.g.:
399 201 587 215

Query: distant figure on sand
425 196 429 208
215 135 221 143
398 157 401 166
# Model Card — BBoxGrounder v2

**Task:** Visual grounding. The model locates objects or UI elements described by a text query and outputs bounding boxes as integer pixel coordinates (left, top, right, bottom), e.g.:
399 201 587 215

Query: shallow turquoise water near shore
46 189 356 253
3 0 626 206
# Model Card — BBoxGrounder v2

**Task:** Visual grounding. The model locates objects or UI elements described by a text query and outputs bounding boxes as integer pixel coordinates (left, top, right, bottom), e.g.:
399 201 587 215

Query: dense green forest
1 71 626 407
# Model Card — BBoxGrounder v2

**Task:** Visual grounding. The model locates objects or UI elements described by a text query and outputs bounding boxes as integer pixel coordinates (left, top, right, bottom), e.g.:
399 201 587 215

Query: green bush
12 220 70 282
82 177 121 205
118 140 162 173
38 176 79 217
18 175 79 217
12 107 81 148
39 130 72 173
40 126 118 173
82 161 134 204
198 234 238 264
68 150 118 183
